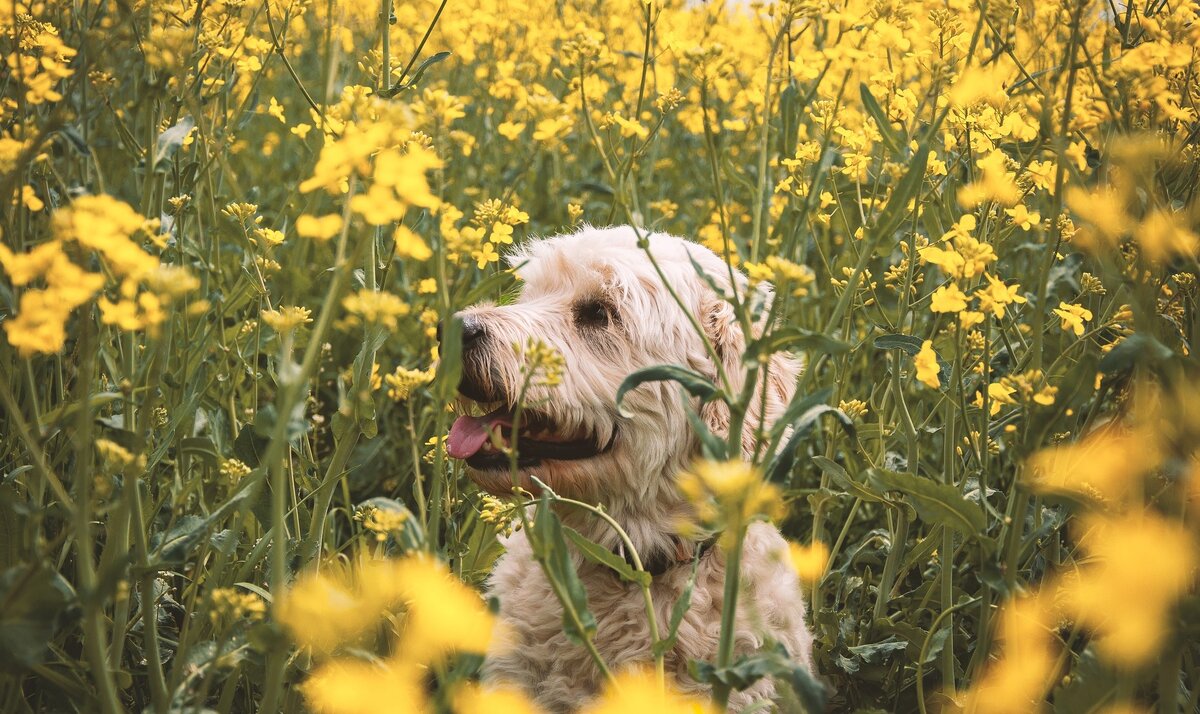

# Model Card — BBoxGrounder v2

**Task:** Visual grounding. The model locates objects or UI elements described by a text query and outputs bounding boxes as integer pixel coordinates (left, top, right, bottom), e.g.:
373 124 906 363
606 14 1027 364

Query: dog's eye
573 299 612 328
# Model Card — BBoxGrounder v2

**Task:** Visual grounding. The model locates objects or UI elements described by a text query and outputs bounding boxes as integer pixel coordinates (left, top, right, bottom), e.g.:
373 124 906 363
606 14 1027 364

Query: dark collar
615 534 718 578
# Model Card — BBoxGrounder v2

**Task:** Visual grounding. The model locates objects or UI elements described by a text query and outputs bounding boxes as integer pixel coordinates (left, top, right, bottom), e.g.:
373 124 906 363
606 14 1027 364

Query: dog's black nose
461 314 485 348
437 316 485 347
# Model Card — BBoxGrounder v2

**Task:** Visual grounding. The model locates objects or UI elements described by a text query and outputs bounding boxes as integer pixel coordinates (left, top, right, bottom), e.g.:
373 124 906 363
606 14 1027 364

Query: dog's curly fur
453 226 813 711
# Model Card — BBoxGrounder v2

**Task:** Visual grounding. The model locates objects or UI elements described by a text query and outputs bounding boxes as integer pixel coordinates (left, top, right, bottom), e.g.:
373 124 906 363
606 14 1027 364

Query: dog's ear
698 287 800 458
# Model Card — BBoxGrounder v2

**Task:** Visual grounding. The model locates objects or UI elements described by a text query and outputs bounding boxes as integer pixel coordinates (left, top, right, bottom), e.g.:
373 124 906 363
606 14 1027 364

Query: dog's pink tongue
447 415 492 459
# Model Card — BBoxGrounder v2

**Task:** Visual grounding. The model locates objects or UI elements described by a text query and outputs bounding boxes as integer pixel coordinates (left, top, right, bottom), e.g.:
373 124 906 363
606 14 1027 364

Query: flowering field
1 0 1199 711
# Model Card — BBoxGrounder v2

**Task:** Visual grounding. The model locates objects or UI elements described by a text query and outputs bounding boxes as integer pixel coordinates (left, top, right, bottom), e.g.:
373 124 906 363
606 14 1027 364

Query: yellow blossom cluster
279 555 506 713
0 195 193 355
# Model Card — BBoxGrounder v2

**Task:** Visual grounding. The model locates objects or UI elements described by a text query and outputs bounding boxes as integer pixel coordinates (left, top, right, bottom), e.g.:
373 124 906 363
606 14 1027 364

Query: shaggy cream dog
446 226 813 711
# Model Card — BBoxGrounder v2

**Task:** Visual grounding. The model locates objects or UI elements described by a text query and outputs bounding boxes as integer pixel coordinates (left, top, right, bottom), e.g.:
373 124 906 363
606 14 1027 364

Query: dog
446 225 814 711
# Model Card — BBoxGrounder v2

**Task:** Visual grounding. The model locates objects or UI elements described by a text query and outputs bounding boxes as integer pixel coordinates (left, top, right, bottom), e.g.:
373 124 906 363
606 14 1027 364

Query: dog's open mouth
446 407 613 469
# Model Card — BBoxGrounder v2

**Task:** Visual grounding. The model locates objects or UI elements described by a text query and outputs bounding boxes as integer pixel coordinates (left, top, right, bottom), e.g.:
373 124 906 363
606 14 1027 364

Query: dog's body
447 226 813 711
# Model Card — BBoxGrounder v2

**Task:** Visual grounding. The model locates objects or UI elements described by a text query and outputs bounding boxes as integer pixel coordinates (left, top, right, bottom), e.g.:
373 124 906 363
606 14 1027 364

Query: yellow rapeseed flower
296 213 344 241
1063 513 1197 667
915 340 940 389
342 290 410 330
787 541 829 584
301 659 424 714
451 683 542 714
960 593 1057 713
261 305 313 333
930 283 969 313
394 225 433 261
1052 302 1092 336
581 669 714 714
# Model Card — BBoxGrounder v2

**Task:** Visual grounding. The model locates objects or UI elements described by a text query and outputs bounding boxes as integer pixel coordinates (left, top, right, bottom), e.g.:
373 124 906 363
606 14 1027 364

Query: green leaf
339 324 389 440
872 333 923 355
847 636 908 662
459 265 523 307
1099 332 1175 375
232 426 269 468
766 400 856 483
812 456 886 503
562 526 651 586
652 557 699 659
37 391 122 430
150 491 248 566
690 641 826 711
153 116 195 165
749 327 850 359
615 365 720 418
385 51 452 96
872 140 931 241
683 401 729 460
866 469 985 535
778 80 800 159
0 563 75 670
432 316 464 403
859 83 903 154
530 494 596 646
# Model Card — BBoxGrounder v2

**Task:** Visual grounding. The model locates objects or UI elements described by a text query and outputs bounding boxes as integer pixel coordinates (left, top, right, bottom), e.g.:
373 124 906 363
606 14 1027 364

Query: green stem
551 494 665 683
712 526 747 710
72 316 123 714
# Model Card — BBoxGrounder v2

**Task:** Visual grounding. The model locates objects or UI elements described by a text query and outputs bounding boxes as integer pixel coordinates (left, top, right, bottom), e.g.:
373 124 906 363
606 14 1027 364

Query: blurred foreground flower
581 669 713 714
678 460 783 535
278 555 495 659
787 541 829 584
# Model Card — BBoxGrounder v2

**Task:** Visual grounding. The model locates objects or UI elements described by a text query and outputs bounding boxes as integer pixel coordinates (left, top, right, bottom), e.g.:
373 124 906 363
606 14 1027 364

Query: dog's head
445 226 799 505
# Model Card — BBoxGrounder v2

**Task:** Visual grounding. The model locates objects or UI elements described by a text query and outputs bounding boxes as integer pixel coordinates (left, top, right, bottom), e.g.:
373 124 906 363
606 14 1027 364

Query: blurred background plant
0 0 1198 712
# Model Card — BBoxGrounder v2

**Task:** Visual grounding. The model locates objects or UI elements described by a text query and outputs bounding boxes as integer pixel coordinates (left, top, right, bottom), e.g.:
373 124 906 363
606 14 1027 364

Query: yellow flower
208 587 266 626
349 183 407 226
386 555 496 662
394 225 433 260
301 659 424 714
975 274 1026 319
1026 426 1158 505
355 505 409 541
1135 210 1198 263
0 241 66 286
678 460 783 529
374 145 442 209
451 683 542 714
1052 301 1092 336
947 64 1009 107
960 593 1058 713
267 97 286 123
385 365 435 400
497 121 526 140
277 566 382 652
915 340 940 389
958 150 1021 208
582 669 713 714
787 541 829 584
253 227 285 248
342 290 411 330
472 242 500 269
296 213 344 241
261 305 313 333
417 278 438 294
919 244 965 277
1065 140 1089 172
54 195 157 278
929 283 968 313
1063 513 1197 668
532 115 572 144
1065 187 1129 249
1005 204 1040 231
